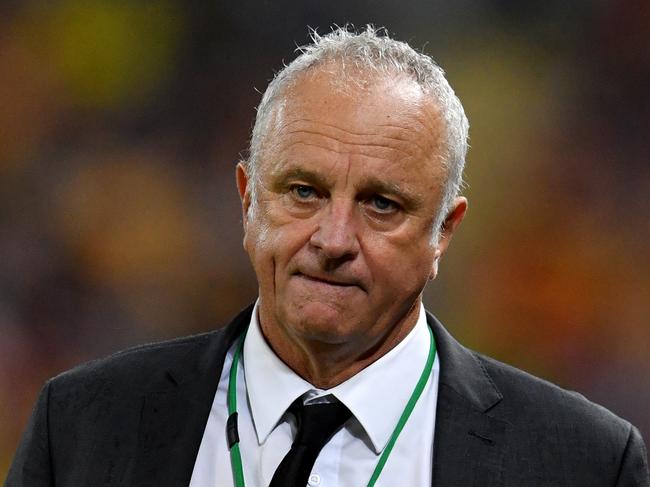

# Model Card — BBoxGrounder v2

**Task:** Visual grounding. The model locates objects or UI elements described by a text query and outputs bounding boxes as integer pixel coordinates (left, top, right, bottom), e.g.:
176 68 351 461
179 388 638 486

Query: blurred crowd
1 0 648 476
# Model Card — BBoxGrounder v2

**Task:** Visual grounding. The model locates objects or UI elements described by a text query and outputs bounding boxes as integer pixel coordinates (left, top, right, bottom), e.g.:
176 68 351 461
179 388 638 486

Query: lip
294 271 363 290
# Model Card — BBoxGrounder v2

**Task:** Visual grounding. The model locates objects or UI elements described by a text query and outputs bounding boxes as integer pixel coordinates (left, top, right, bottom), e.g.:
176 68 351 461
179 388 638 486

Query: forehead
263 69 444 184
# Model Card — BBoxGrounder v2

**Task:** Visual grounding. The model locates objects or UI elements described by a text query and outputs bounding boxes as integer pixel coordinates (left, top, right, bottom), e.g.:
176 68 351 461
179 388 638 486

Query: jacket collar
427 311 502 412
427 311 510 486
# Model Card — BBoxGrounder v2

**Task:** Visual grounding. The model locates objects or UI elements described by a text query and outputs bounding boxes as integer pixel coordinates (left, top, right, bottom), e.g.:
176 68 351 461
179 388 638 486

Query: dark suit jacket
6 305 650 486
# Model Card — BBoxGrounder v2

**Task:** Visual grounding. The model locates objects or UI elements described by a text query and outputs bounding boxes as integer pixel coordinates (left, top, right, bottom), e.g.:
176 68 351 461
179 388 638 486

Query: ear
430 197 468 280
236 162 252 229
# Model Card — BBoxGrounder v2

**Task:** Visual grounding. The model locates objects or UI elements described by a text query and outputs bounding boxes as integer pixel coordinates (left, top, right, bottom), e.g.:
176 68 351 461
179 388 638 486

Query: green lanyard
226 325 436 487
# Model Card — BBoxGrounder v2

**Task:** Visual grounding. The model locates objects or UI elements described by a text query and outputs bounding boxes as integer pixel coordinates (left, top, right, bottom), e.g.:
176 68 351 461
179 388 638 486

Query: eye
290 184 316 200
369 195 398 213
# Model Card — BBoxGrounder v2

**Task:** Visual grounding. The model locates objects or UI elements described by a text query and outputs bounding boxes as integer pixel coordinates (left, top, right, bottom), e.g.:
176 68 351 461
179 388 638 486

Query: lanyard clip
226 412 240 449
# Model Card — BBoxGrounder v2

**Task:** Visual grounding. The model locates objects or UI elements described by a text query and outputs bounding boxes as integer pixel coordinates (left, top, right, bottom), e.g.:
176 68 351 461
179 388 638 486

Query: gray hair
244 25 469 235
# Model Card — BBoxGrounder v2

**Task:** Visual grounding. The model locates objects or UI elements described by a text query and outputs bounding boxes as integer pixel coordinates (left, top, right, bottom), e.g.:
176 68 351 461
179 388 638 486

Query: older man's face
238 69 465 357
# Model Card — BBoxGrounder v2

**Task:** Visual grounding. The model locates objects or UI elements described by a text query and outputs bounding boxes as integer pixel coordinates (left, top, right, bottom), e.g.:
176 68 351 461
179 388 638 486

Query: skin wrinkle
284 127 422 149
277 121 438 167
280 117 438 156
283 116 431 142
284 128 428 160
343 150 353 199
280 140 413 160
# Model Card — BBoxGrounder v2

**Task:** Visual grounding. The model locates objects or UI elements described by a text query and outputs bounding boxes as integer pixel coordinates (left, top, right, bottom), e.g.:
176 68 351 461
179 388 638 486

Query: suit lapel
428 313 510 487
131 306 253 486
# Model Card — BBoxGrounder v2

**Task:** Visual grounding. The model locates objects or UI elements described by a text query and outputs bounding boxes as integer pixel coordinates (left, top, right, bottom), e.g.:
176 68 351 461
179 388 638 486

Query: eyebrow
270 167 334 191
270 164 424 210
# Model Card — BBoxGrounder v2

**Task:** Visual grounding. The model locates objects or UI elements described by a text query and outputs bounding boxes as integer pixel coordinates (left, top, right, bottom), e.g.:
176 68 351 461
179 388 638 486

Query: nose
309 202 360 261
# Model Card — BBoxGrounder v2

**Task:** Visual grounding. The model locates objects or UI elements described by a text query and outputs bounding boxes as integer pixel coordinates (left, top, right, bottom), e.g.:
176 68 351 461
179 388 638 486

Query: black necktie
270 399 352 487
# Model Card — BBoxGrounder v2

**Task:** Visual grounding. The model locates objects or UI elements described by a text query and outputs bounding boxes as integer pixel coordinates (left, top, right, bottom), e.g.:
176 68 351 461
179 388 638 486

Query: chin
282 301 360 345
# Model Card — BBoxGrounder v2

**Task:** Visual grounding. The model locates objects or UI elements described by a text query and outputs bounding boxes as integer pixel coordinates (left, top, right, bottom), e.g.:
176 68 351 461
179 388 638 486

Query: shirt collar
244 301 313 445
243 300 432 453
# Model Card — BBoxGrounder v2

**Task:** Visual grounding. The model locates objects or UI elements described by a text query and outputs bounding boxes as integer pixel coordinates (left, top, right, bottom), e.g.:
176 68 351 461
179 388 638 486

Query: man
7 26 649 487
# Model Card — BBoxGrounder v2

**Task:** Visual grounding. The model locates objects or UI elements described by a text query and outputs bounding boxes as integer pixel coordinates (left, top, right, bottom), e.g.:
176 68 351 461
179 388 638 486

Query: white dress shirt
189 301 439 487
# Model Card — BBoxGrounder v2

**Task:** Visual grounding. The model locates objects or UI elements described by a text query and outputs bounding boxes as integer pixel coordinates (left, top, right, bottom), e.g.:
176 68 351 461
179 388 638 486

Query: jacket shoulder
46 303 254 404
478 352 630 432
48 328 228 397
476 353 650 483
476 352 640 470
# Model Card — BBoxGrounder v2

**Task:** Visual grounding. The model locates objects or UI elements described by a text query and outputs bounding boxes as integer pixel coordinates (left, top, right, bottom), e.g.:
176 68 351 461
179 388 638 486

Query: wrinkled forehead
262 65 446 165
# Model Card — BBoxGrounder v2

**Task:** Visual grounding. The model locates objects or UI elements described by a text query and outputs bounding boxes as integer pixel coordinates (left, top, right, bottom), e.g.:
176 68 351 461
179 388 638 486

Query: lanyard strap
227 332 246 487
226 325 436 487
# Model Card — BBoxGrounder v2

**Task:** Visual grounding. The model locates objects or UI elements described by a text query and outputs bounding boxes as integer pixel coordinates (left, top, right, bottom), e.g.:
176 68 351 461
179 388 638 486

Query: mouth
295 272 362 290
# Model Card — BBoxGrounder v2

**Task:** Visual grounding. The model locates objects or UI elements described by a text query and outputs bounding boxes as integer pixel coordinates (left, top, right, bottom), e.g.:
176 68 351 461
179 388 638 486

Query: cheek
366 235 436 289
243 210 275 272
246 212 313 271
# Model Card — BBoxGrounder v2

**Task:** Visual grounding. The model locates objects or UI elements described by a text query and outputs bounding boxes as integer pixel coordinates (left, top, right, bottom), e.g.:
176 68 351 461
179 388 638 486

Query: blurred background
1 0 648 475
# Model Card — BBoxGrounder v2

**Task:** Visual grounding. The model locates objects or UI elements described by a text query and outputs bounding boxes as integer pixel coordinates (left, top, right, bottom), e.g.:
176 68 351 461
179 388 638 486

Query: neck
258 303 421 389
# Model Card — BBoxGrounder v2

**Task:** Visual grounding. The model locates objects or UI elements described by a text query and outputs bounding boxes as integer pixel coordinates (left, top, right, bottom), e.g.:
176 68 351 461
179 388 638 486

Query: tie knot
269 398 351 487
292 399 351 449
